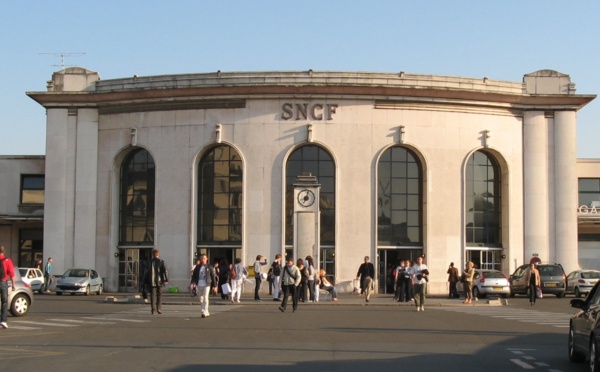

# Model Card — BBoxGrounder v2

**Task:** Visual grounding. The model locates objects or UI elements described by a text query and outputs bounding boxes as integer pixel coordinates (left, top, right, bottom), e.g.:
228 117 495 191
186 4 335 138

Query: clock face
297 189 316 207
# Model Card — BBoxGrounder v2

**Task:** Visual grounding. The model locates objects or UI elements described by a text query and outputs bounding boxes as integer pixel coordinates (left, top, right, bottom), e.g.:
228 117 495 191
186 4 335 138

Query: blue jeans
0 281 8 322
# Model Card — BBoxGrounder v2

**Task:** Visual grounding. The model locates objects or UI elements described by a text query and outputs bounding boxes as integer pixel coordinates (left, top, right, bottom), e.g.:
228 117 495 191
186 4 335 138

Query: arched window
119 148 155 244
285 145 335 244
465 150 501 247
377 146 423 247
197 145 243 246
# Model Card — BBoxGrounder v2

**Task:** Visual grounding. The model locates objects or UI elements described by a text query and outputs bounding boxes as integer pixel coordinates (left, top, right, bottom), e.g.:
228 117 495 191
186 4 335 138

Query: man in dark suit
356 256 375 302
144 248 168 315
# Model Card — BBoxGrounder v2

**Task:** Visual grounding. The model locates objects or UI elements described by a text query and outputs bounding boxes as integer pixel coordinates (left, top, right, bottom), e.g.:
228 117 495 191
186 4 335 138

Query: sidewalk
104 292 507 307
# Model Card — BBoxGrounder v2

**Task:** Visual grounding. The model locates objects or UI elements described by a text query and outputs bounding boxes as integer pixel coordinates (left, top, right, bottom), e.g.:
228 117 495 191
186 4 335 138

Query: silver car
55 268 103 296
8 269 34 317
566 270 600 298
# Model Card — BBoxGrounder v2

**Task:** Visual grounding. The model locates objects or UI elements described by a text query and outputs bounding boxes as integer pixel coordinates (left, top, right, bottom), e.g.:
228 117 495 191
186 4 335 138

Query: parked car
17 267 45 294
55 268 103 296
567 270 600 298
454 269 511 299
8 269 34 317
509 263 566 298
568 280 600 370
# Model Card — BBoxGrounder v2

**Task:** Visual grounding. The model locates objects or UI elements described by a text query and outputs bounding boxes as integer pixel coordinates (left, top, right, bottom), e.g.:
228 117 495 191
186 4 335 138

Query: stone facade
27 68 595 293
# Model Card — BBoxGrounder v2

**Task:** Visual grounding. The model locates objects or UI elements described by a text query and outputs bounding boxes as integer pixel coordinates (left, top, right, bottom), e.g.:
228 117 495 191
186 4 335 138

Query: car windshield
582 272 600 279
64 269 89 278
539 266 563 276
483 271 505 279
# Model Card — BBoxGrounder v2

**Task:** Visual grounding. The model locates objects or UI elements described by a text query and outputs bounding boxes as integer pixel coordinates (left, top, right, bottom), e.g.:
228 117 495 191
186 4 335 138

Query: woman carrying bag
462 261 475 304
525 263 541 306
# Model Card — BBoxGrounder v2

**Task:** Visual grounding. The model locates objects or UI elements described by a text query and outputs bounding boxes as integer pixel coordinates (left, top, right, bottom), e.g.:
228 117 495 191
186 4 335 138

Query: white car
566 270 600 298
17 268 45 293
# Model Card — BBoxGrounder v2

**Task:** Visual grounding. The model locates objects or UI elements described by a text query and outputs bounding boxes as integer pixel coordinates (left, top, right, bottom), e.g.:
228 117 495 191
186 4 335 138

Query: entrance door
118 248 152 292
377 249 424 294
466 249 501 271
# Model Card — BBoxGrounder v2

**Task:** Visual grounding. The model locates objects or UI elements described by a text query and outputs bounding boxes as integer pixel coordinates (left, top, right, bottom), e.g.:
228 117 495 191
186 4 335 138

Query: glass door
118 248 152 292
466 249 501 271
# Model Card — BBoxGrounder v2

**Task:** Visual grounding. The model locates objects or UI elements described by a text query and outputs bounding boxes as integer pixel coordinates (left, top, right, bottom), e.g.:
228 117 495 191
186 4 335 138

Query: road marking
535 362 549 367
5 325 42 330
11 320 77 327
510 359 534 369
82 317 149 323
435 306 571 328
48 319 115 325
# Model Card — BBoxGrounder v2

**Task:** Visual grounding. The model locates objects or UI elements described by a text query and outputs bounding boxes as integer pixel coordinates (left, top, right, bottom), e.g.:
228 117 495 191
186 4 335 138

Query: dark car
568 280 600 370
509 263 566 298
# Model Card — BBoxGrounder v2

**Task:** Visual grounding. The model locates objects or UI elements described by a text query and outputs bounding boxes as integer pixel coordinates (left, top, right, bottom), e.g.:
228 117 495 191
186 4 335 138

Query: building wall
29 68 594 293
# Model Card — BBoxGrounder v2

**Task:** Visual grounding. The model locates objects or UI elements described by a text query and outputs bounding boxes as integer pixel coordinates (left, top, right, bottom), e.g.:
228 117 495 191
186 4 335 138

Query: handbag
536 287 543 299
221 283 231 294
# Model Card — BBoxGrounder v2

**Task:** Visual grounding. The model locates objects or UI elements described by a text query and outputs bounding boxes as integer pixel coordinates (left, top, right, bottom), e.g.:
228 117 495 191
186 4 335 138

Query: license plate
545 283 557 287
493 287 503 290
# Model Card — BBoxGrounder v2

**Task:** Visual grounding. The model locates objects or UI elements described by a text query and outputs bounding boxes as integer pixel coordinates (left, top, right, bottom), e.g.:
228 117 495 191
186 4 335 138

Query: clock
297 189 316 207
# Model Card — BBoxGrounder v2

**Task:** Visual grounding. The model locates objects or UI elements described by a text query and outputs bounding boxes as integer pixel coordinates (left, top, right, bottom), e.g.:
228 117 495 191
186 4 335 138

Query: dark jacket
145 258 168 287
191 264 217 288
357 262 375 279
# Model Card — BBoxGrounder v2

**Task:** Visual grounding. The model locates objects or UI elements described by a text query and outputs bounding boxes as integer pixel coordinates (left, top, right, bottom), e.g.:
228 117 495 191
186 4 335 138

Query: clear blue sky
2 1 599 157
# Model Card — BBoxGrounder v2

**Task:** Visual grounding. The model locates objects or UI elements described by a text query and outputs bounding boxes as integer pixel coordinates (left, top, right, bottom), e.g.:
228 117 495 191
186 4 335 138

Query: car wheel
70 293 76 296
591 335 599 372
509 289 515 298
575 287 581 298
557 291 565 298
96 285 103 296
501 294 509 299
10 293 30 317
56 292 63 296
568 327 585 362
85 285 90 296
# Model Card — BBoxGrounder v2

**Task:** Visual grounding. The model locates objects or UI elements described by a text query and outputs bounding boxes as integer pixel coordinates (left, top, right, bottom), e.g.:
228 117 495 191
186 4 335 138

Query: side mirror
570 299 586 309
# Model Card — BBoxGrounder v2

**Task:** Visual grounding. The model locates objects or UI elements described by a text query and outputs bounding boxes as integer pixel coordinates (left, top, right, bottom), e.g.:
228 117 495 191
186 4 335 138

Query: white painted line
507 348 537 351
522 356 536 360
535 362 549 367
511 351 524 355
48 319 115 325
12 320 77 327
548 369 563 372
7 326 42 330
510 359 535 369
82 317 149 323
553 325 570 328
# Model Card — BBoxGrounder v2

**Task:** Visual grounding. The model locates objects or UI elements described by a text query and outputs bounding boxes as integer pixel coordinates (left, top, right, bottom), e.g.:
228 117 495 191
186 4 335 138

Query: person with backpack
230 258 248 303
278 257 301 313
271 254 282 301
0 246 16 329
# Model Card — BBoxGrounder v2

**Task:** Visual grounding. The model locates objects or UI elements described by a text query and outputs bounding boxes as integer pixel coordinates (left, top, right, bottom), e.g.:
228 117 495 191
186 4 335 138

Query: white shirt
412 263 428 285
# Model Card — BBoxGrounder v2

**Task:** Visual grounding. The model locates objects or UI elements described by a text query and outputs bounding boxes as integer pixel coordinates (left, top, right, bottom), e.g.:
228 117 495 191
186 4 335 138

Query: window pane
198 145 244 245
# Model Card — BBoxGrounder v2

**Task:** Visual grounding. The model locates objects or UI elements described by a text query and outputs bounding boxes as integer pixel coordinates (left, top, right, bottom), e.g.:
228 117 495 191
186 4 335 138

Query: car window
18 268 27 276
588 284 600 306
91 270 98 279
538 266 563 276
567 272 577 280
484 271 505 279
582 272 600 280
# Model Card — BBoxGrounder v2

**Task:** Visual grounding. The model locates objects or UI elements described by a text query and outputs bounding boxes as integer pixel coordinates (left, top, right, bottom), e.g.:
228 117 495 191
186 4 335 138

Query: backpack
230 265 237 280
273 263 282 276
0 257 6 279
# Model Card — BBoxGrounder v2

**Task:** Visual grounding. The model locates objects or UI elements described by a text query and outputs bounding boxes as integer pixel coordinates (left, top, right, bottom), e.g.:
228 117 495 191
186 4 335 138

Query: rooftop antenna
39 52 86 69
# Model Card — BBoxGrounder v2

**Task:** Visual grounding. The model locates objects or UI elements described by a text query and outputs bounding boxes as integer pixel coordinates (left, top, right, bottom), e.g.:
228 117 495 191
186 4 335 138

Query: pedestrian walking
253 255 267 301
297 258 309 302
144 248 169 315
230 258 248 303
305 256 316 302
462 261 475 304
412 256 429 312
43 257 53 293
0 246 16 329
191 253 218 317
278 258 301 312
271 254 282 301
525 263 541 305
356 256 375 302
447 262 459 299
